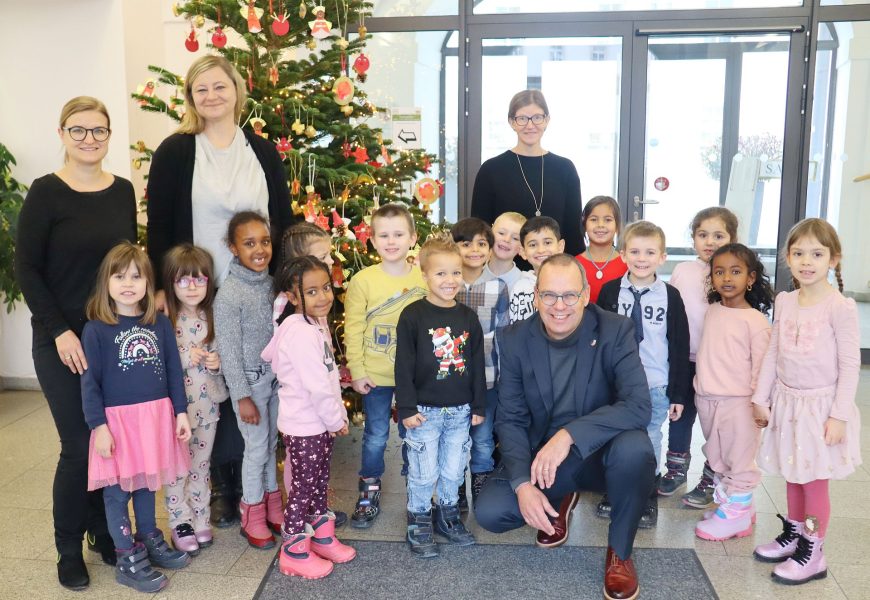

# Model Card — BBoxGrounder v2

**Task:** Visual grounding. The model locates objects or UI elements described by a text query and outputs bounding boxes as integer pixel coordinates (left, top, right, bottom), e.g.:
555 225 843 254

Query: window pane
363 31 458 222
372 0 457 17
475 0 801 14
821 1 870 6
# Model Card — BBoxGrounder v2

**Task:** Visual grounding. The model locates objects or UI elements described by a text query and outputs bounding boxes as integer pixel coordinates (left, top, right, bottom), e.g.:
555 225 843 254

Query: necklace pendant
535 210 541 216
596 271 603 280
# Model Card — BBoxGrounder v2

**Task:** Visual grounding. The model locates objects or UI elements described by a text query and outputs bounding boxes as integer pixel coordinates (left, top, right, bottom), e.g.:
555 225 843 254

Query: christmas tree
131 0 444 294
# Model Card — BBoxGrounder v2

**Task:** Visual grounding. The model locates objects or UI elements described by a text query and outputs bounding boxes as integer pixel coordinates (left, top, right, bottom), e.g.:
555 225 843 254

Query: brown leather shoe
603 546 639 600
535 491 579 548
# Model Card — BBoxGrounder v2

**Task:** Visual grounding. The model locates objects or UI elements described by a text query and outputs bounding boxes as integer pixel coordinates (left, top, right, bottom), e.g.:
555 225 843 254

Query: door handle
633 195 660 207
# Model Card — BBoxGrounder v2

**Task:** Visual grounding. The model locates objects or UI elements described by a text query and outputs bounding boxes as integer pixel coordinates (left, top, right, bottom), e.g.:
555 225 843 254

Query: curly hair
706 243 774 315
273 255 332 326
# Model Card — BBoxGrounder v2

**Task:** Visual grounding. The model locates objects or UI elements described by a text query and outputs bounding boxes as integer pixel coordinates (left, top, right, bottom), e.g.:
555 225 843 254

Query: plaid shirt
457 278 509 388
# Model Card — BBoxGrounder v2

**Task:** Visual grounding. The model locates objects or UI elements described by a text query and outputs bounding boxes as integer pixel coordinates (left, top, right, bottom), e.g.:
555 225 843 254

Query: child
452 217 510 507
576 196 627 304
752 219 861 585
483 211 526 293
273 222 335 329
161 244 228 555
510 216 565 323
345 202 427 528
396 236 486 557
693 243 773 541
81 242 192 593
596 221 690 528
663 207 739 504
214 211 282 549
261 256 356 579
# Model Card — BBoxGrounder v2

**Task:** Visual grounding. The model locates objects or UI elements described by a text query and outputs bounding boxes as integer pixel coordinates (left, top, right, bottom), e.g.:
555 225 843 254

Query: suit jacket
496 304 652 489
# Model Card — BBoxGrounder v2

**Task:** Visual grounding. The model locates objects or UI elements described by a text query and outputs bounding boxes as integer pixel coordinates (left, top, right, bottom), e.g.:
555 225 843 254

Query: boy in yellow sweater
345 203 427 528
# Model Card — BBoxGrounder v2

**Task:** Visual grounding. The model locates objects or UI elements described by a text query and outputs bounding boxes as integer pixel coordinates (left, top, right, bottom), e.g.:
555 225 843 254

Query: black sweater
471 150 584 256
145 130 295 284
15 174 137 339
597 278 690 406
395 298 487 421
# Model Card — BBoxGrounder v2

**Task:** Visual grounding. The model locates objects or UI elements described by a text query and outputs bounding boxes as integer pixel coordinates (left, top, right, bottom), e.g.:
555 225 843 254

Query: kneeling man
475 254 655 600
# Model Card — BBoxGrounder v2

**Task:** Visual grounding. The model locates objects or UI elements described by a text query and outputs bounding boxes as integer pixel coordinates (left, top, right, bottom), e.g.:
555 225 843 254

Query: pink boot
704 500 757 523
754 514 802 563
239 500 276 549
279 525 334 579
695 490 754 541
308 512 357 563
264 490 284 534
772 516 827 585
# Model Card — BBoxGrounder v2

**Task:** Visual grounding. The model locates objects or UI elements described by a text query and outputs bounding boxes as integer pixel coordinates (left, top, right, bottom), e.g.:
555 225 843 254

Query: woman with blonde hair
16 96 137 589
146 54 294 529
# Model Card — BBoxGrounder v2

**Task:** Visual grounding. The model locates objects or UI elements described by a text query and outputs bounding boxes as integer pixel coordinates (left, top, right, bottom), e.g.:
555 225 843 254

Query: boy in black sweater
395 236 486 558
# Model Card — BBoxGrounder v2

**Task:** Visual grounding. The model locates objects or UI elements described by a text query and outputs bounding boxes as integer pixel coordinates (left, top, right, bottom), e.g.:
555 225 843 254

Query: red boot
264 490 284 534
239 500 276 549
279 526 333 579
308 512 357 564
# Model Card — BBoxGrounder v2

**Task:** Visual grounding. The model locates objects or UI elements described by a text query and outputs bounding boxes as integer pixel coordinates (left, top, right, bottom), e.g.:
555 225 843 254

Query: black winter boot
210 462 236 528
115 542 166 593
57 551 89 591
433 503 476 546
406 510 439 558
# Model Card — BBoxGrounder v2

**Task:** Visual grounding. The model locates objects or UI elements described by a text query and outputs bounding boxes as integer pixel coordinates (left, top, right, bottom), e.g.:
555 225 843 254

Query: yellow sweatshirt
344 263 427 386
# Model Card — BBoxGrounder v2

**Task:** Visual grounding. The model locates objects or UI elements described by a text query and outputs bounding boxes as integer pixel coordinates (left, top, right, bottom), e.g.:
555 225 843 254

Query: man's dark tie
630 287 650 344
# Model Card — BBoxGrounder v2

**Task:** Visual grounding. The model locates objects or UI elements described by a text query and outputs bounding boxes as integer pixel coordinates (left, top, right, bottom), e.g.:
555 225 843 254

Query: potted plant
0 142 27 313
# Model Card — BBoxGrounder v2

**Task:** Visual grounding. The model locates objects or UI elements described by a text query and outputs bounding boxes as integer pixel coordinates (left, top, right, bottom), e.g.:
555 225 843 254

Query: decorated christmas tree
131 0 444 295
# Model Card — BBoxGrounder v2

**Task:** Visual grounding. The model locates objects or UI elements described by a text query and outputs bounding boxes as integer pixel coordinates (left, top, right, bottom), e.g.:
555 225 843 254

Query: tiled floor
1 370 869 599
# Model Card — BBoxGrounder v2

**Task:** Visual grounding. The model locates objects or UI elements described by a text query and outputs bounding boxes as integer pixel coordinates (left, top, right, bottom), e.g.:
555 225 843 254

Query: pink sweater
752 291 860 421
670 258 710 362
695 303 771 397
261 314 347 437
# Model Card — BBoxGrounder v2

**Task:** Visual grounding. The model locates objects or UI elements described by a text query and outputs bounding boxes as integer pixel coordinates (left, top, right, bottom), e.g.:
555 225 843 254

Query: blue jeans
232 364 279 504
359 386 407 478
646 385 670 475
404 404 472 513
667 361 697 453
103 484 156 551
469 387 499 474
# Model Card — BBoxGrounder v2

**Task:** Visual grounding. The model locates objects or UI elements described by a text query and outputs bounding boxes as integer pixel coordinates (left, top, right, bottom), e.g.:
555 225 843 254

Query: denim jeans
667 361 697 453
232 364 279 504
404 404 472 513
103 484 156 551
359 386 407 478
469 387 499 474
646 385 670 474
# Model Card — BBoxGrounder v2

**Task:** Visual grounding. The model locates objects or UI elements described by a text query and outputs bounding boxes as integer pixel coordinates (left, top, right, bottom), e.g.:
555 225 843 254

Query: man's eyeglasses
63 126 111 142
537 291 583 306
511 114 547 126
175 276 209 289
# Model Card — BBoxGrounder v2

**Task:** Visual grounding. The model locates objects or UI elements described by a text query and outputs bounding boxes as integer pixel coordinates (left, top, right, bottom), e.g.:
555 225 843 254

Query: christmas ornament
305 185 316 195
291 118 304 135
172 3 182 17
352 53 370 83
333 76 355 105
275 137 292 158
136 79 156 106
250 117 268 139
341 104 353 116
352 145 369 164
133 158 142 170
303 199 319 221
298 0 307 18
314 212 330 231
336 37 349 50
268 65 279 86
332 263 346 288
271 0 290 36
380 144 392 165
184 24 199 52
330 209 343 228
306 38 317 50
135 140 147 153
357 9 367 37
341 140 352 158
414 177 441 206
242 0 264 33
304 124 317 138
194 14 205 28
212 26 227 48
309 5 331 40
353 221 372 247
291 178 301 195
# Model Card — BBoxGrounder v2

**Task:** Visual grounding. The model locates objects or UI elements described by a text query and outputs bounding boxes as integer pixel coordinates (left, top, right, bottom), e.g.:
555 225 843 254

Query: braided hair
273 255 332 326
707 243 774 316
782 218 844 293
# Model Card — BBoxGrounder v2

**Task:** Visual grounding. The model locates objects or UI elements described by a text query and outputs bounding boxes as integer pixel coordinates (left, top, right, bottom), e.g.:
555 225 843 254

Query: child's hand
94 424 114 459
176 413 192 443
189 347 207 366
351 377 376 395
752 404 771 429
471 414 485 426
824 417 846 445
237 397 260 425
669 404 684 421
155 289 168 316
203 351 221 372
403 413 426 429
331 424 349 437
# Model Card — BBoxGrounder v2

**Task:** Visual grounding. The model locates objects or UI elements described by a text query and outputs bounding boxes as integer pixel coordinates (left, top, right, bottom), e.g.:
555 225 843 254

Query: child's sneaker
695 490 754 541
658 451 690 496
406 509 439 558
681 462 716 509
433 503 475 546
170 523 200 556
279 525 334 579
307 512 356 563
115 542 168 593
754 514 803 563
137 529 191 569
351 477 381 529
639 495 658 529
772 517 827 585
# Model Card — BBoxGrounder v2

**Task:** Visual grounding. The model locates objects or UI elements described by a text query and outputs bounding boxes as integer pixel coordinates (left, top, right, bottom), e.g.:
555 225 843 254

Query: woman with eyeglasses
15 96 137 590
471 90 585 262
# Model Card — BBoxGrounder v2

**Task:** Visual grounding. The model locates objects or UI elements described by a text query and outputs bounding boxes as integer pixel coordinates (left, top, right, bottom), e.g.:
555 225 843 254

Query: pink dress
753 290 862 483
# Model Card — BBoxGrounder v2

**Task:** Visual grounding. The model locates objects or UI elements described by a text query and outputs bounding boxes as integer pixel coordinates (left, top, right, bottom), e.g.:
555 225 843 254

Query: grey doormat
253 541 718 600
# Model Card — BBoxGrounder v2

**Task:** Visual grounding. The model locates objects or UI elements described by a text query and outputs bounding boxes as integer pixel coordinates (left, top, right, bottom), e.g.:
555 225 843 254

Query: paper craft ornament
414 177 441 206
185 25 199 52
340 105 353 116
352 145 369 164
269 66 279 86
136 80 156 106
309 5 332 39
298 1 307 18
275 137 292 159
352 54 370 82
353 221 372 247
242 1 264 33
304 124 317 138
271 3 290 36
333 76 355 105
212 26 227 48
291 118 305 135
250 117 268 139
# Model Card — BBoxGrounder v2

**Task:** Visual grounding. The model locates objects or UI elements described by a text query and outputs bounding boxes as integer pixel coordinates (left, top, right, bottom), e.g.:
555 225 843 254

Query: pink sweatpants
695 394 761 496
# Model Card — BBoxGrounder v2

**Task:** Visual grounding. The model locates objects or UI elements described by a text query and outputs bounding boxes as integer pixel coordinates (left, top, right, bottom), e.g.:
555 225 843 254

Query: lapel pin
591 339 597 347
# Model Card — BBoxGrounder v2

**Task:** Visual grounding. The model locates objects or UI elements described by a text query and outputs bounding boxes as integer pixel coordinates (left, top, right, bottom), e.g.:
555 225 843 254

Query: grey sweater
214 259 275 401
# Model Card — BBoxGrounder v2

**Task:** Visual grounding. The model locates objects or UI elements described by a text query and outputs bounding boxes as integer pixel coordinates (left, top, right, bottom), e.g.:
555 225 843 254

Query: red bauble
185 29 199 52
353 54 370 76
211 27 227 48
271 15 290 36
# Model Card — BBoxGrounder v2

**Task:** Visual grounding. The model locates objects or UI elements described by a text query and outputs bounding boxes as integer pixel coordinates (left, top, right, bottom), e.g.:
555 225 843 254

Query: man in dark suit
475 254 655 600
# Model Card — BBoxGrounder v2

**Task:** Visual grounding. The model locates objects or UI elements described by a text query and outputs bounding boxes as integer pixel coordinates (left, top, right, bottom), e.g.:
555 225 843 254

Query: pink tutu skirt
758 381 862 484
88 397 191 492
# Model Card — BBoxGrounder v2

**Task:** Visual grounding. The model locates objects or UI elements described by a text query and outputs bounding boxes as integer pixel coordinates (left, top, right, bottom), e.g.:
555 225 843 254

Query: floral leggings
164 422 217 530
282 432 334 536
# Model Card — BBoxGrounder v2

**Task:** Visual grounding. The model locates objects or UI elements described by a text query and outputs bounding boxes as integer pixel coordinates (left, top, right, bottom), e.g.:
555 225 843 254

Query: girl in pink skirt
81 242 193 593
752 219 862 585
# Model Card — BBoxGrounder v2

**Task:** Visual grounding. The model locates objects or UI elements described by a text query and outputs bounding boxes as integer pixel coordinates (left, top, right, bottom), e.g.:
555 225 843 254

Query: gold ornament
336 37 349 50
291 119 305 135
194 14 205 28
171 3 181 17
306 38 317 50
305 124 317 138
299 1 307 18
305 184 316 195
132 158 142 170
135 140 146 152
340 105 353 116
357 25 367 37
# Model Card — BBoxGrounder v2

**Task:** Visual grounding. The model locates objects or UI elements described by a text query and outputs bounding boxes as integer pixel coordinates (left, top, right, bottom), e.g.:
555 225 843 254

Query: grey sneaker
433 503 475 546
658 451 690 496
115 542 167 593
682 462 716 509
